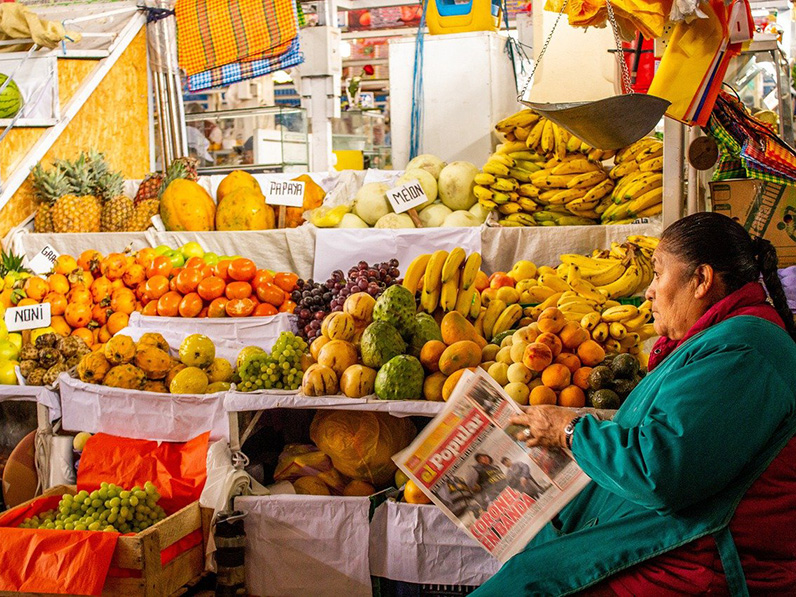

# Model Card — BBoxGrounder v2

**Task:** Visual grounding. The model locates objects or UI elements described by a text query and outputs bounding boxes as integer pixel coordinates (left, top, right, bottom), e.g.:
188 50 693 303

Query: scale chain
605 0 634 95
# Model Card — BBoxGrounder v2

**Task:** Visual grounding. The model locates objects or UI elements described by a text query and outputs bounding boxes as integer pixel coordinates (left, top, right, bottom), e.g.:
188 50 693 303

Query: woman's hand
510 405 576 449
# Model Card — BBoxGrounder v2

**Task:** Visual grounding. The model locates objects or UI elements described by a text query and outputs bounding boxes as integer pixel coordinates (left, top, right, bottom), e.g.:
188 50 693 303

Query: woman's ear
692 264 716 299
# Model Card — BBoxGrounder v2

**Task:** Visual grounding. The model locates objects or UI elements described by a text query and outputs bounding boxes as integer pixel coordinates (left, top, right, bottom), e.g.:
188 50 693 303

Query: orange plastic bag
77 432 210 514
0 494 118 595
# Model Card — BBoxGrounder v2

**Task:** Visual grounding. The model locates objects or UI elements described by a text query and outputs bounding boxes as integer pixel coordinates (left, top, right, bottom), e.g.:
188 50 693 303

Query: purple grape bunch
293 259 401 341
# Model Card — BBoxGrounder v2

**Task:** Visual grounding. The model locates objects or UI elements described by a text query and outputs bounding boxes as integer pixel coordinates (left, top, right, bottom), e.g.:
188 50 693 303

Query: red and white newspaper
394 368 591 563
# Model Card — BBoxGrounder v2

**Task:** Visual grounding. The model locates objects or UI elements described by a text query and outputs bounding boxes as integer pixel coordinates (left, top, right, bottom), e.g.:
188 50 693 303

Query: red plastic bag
77 432 210 514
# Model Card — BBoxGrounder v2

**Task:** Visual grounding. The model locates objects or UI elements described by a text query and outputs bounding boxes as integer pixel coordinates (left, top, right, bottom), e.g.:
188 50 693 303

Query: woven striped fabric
187 36 303 91
176 0 298 76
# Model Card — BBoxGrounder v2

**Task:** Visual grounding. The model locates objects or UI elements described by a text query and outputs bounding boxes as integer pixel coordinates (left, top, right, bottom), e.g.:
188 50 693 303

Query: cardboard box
709 179 796 266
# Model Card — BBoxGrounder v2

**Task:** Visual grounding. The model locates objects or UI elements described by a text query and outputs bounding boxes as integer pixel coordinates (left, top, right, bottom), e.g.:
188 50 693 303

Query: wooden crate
0 485 213 597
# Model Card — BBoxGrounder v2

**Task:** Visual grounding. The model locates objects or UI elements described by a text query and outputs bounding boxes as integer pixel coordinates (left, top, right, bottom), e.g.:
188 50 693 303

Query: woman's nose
645 282 655 301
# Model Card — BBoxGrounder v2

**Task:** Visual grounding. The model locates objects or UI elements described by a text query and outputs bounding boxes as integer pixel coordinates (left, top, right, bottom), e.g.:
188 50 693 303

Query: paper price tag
5 302 51 332
386 180 428 214
265 180 305 207
27 244 60 275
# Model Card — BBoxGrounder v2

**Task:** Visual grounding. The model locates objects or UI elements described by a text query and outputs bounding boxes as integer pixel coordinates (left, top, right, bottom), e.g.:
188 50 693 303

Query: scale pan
523 94 671 150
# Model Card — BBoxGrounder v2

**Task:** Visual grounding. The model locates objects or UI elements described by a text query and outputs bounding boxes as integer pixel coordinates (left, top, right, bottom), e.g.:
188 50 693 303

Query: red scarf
647 282 785 371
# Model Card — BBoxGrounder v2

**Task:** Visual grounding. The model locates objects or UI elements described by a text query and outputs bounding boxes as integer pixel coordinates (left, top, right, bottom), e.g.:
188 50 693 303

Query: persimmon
156 291 182 317
214 259 232 282
226 297 255 317
278 300 296 313
110 288 136 315
228 258 256 282
141 301 158 316
71 327 94 347
50 315 71 337
144 275 169 300
47 273 70 295
77 250 103 273
23 277 48 301
122 263 146 287
255 282 284 306
146 255 173 279
43 292 67 316
107 312 129 335
225 281 252 300
175 268 203 294
178 293 203 318
197 276 225 301
65 302 92 328
135 247 156 269
101 253 128 280
274 272 298 292
251 269 274 290
208 297 229 318
91 303 109 326
253 303 278 317
67 285 92 305
97 325 112 344
53 255 78 275
184 257 206 270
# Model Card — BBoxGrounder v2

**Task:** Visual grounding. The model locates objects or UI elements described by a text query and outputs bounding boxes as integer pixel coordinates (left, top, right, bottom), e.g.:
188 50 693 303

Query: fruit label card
5 302 51 332
265 180 305 207
27 244 59 275
387 180 427 214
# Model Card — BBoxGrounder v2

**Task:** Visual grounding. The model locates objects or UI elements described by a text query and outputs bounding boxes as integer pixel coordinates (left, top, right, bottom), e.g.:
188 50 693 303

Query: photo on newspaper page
394 368 591 563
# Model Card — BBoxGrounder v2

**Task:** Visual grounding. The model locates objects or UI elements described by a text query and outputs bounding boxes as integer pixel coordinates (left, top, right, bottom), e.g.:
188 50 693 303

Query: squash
438 340 482 375
215 188 275 230
302 364 339 396
285 174 325 228
160 179 216 231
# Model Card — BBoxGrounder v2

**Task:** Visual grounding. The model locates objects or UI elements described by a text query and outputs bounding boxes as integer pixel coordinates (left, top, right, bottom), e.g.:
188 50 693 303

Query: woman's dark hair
659 212 796 340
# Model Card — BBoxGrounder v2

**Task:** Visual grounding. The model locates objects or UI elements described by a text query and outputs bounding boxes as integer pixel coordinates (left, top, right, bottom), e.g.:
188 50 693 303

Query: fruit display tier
10 220 662 280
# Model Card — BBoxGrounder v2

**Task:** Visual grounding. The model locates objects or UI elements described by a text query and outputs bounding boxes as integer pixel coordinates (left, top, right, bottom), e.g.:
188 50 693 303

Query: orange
71 327 94 347
576 340 606 367
23 277 49 301
225 281 253 300
541 363 571 390
43 292 67 316
278 300 296 313
157 291 182 317
208 297 229 318
225 298 255 317
178 293 203 318
558 385 586 408
144 275 169 301
274 272 298 292
184 257 206 270
251 269 274 291
572 367 593 390
214 259 232 282
53 255 78 275
254 282 284 306
197 276 225 301
253 303 278 317
228 258 256 282
403 480 431 504
554 352 581 374
146 255 173 279
50 315 71 337
529 385 557 406
107 312 129 335
47 273 70 295
141 301 158 316
175 268 203 294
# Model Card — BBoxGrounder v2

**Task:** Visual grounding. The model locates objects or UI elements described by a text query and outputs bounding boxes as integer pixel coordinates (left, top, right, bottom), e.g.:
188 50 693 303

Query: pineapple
31 163 73 233
98 170 133 231
51 154 101 233
172 156 199 182
134 172 164 206
125 198 160 232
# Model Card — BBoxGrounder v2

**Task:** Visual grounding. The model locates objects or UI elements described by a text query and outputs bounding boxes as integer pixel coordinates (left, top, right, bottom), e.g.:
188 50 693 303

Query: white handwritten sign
28 244 60 275
265 180 305 207
386 180 428 214
5 302 51 332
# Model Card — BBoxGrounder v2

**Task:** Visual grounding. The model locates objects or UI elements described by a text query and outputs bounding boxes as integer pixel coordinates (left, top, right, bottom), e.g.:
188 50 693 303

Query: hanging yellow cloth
0 4 80 53
544 0 671 39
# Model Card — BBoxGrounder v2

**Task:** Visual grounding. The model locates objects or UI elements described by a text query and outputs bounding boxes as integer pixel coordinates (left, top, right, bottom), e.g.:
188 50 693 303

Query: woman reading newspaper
474 213 796 596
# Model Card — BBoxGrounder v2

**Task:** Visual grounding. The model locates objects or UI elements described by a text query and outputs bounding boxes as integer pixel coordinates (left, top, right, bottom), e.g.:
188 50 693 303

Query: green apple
73 432 93 452
7 333 21 353
0 319 7 341
0 339 20 362
202 252 220 266
181 241 205 259
0 360 17 385
154 245 172 256
165 250 185 268
395 469 409 489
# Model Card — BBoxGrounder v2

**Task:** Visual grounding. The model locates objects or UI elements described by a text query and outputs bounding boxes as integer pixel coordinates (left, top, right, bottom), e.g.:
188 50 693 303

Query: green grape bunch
18 481 167 534
238 332 309 392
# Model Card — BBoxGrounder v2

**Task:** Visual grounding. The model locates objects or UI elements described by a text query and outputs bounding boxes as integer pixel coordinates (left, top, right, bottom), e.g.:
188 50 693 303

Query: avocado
589 389 621 410
612 378 638 400
611 353 640 379
588 365 614 391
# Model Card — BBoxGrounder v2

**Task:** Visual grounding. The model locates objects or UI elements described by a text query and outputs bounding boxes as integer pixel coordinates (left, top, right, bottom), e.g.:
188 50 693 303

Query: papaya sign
266 180 305 207
5 302 51 332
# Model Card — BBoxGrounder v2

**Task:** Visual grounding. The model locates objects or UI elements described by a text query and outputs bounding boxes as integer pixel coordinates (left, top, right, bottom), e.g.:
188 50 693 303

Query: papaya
217 170 262 202
285 174 326 228
442 367 477 401
160 179 216 231
438 340 482 376
440 311 486 347
215 188 275 230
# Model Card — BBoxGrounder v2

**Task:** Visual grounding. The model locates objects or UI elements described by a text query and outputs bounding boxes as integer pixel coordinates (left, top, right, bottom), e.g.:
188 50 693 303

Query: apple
0 339 19 362
202 252 220 266
165 250 185 268
73 431 92 452
0 360 17 385
7 333 21 353
181 241 204 259
154 245 171 256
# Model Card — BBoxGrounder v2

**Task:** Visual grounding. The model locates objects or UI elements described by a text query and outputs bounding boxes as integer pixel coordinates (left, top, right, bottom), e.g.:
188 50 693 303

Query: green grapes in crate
238 332 309 392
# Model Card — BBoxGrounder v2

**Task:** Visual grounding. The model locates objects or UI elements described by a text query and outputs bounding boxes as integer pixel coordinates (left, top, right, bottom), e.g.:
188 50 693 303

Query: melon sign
0 74 23 119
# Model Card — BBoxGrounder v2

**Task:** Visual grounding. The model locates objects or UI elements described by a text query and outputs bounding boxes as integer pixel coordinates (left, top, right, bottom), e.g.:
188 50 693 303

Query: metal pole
686 125 699 215
662 117 685 228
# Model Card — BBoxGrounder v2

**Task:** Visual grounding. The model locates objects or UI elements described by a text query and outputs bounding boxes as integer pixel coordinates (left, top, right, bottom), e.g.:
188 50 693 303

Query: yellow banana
479 198 498 210
491 304 523 338
615 137 660 164
623 308 652 330
626 187 663 216
514 126 530 142
455 284 477 316
518 197 539 213
517 184 540 198
604 339 623 354
508 150 544 161
529 291 565 318
483 161 511 177
581 311 601 331
570 278 607 304
582 178 615 203
441 247 466 283
474 185 495 202
497 141 530 154
565 263 581 284
638 155 663 172
554 123 569 159
508 168 535 183
637 144 663 163
540 120 555 154
600 304 639 323
489 154 515 168
469 290 482 319
567 170 608 189
420 285 440 313
492 190 512 205
440 270 461 311
552 158 602 175
424 250 448 293
537 273 571 293
638 204 662 218
523 285 557 303
474 309 486 337
461 252 481 290
483 299 507 339
567 134 583 153
592 322 610 343
495 109 539 132
532 173 579 189
402 253 431 293
474 172 497 186
491 177 519 192
623 173 662 202
548 188 588 205
610 161 640 180
609 322 627 340
498 202 522 215
637 323 658 340
526 120 545 149
594 265 642 300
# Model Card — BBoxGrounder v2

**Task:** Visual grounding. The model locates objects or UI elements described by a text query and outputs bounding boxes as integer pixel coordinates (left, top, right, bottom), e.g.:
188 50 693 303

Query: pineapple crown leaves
157 159 192 199
0 250 30 277
30 162 75 205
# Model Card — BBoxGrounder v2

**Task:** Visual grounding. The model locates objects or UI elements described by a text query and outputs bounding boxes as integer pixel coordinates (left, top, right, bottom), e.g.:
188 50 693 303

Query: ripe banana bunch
582 300 657 356
603 137 664 224
403 249 483 318
475 149 545 215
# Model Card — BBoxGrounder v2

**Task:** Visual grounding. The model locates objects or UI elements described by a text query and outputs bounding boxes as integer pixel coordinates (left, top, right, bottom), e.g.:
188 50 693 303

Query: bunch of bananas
402 248 483 317
474 146 545 227
603 137 664 224
581 301 656 356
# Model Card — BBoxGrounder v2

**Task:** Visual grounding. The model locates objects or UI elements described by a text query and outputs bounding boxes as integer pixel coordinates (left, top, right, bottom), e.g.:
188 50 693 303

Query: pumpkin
284 174 325 228
217 170 262 202
160 179 216 231
302 364 339 396
438 340 482 376
215 188 275 230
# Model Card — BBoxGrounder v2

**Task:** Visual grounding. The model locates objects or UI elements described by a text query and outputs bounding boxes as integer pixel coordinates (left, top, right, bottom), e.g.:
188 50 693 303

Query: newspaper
394 368 591 563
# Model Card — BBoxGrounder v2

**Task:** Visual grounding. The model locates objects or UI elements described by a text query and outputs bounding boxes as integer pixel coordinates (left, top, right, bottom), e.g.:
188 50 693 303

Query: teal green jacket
473 316 796 596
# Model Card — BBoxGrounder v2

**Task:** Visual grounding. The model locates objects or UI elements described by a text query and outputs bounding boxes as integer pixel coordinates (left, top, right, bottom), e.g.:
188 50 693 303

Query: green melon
0 74 23 119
